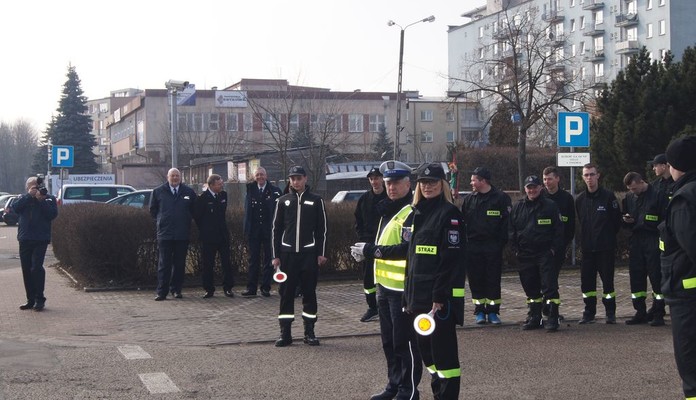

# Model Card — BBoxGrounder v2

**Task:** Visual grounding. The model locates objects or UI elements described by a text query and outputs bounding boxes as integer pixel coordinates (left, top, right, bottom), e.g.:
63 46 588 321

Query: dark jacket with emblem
244 182 282 238
575 187 622 252
272 186 327 257
355 188 388 242
194 189 229 243
545 188 576 247
509 195 564 258
622 184 667 238
659 171 696 302
461 186 511 252
149 183 196 241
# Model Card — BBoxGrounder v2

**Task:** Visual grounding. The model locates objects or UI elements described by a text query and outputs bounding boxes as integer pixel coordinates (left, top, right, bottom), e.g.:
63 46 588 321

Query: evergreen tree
290 122 314 148
488 103 518 147
42 65 98 174
372 124 393 160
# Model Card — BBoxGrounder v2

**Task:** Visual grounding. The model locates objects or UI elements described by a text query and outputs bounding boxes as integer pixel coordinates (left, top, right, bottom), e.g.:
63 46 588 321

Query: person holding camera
13 176 58 311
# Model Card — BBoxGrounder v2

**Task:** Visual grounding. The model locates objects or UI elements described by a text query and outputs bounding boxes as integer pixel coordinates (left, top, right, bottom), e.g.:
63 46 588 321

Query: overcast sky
0 0 486 132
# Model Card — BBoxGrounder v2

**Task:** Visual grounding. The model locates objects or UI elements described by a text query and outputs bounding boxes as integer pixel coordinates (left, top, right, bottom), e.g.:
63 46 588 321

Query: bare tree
449 4 594 190
0 120 39 193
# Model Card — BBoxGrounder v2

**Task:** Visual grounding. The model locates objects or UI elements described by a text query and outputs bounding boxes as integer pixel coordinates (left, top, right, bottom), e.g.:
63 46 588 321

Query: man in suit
150 168 196 301
194 174 234 298
243 167 282 297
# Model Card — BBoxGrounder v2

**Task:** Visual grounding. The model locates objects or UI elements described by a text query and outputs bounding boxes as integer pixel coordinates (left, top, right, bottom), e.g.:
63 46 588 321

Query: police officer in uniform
243 167 282 297
272 166 327 347
354 167 387 322
461 167 511 324
621 172 668 326
351 160 422 400
509 175 564 331
660 135 696 400
575 163 622 324
358 163 465 400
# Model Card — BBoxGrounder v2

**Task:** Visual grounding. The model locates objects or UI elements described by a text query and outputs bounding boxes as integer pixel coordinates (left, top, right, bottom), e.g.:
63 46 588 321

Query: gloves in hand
350 242 367 262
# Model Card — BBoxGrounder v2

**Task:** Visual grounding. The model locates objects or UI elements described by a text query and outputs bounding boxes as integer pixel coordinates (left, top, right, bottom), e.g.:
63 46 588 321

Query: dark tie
173 188 177 197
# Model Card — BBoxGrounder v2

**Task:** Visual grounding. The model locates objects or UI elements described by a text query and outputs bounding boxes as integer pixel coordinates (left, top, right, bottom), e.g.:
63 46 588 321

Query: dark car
105 189 153 210
2 196 20 226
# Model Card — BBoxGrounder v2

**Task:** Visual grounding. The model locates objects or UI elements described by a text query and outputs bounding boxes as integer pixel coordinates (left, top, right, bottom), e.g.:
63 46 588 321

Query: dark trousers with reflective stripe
580 249 615 296
669 298 696 398
466 249 503 314
517 250 559 301
278 252 318 320
362 258 377 309
628 233 662 297
416 301 460 400
377 285 422 398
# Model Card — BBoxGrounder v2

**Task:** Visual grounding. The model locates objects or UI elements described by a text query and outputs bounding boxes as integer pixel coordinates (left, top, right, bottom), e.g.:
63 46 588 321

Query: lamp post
388 15 435 161
165 79 188 168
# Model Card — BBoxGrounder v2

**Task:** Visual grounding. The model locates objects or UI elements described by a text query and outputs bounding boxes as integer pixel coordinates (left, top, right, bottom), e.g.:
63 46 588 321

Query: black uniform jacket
509 195 564 258
193 189 229 243
659 171 696 302
354 188 388 242
14 194 58 242
243 182 282 237
575 187 622 252
272 186 327 257
545 188 576 247
621 184 667 237
461 186 511 252
150 183 196 241
363 192 414 259
368 194 465 325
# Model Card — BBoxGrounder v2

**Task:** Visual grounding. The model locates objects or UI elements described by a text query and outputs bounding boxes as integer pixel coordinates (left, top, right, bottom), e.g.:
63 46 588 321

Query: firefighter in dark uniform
243 167 282 297
621 172 668 326
354 167 388 322
461 167 511 324
575 163 622 324
650 153 674 201
272 166 327 347
510 175 564 331
660 135 696 400
351 160 422 400
360 163 465 400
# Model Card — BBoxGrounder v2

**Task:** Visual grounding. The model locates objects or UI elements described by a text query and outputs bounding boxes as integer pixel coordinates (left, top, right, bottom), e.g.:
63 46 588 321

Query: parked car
0 194 17 210
57 184 135 206
105 189 153 210
331 190 367 203
2 195 20 226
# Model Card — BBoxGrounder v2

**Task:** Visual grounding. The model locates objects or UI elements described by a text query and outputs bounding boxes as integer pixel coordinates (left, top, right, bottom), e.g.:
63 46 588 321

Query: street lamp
165 79 189 168
388 15 435 160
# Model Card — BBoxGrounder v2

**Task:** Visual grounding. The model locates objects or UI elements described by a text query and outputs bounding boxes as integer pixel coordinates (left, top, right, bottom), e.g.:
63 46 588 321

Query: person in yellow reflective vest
356 163 466 400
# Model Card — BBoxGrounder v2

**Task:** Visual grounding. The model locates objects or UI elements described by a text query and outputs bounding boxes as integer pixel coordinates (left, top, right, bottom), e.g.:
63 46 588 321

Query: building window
99 103 108 113
659 0 665 6
243 113 253 132
594 62 604 77
369 114 386 132
194 113 204 132
446 111 455 122
289 114 300 133
349 114 364 132
647 23 653 38
647 0 653 9
660 48 667 61
446 131 455 143
572 44 577 57
420 131 433 143
262 113 276 132
580 16 585 30
479 26 484 38
420 110 433 121
570 0 575 6
570 19 576 32
227 113 238 132
627 27 637 41
208 113 219 131
311 114 341 132
479 47 484 59
659 20 666 35
594 10 603 26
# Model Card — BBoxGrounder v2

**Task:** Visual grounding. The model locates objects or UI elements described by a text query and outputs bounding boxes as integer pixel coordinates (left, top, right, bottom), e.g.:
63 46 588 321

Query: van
57 184 136 206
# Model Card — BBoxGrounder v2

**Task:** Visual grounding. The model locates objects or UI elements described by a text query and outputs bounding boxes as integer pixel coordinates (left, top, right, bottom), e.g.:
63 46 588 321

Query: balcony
583 23 606 36
546 80 566 95
543 10 565 23
550 32 566 47
615 40 640 54
582 0 605 10
615 13 639 27
584 75 607 88
547 61 566 72
583 48 606 61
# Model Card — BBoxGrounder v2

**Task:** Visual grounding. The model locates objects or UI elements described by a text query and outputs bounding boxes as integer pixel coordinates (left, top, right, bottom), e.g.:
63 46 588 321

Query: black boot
522 303 543 330
602 296 616 324
579 296 597 324
545 302 560 331
649 299 666 326
303 320 320 346
625 298 648 325
274 320 293 347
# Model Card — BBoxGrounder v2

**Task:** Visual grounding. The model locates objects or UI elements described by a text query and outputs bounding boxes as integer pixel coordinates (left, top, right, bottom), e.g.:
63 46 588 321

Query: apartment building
449 0 696 93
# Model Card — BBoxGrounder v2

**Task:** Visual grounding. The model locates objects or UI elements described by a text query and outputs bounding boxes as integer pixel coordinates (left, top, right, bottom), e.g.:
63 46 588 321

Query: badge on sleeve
448 230 460 245
402 227 412 242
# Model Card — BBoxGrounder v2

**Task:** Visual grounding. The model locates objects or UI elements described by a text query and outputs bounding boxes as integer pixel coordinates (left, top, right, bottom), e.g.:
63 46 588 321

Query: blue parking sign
51 145 74 168
557 112 590 147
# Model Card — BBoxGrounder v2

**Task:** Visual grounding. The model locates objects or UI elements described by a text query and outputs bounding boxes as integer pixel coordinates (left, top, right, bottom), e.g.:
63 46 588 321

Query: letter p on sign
51 145 74 168
557 112 590 147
